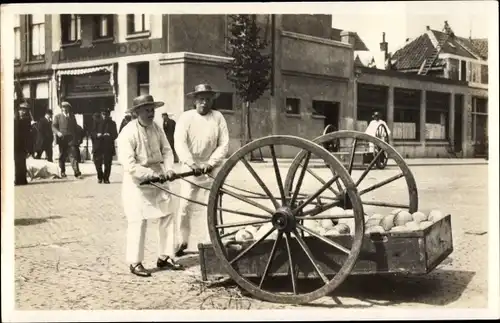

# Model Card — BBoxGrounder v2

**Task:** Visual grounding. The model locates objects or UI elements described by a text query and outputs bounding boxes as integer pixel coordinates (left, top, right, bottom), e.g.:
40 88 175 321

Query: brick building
12 14 488 159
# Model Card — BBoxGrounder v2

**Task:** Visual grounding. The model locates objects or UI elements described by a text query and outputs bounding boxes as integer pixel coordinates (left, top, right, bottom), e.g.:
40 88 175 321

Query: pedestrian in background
161 112 178 163
52 101 82 179
92 108 118 184
174 84 229 257
34 109 54 162
118 94 184 277
14 102 32 186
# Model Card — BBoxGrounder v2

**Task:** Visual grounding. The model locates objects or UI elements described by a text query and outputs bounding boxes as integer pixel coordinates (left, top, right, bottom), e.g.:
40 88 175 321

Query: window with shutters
61 14 82 44
393 88 421 141
14 15 21 62
28 14 45 61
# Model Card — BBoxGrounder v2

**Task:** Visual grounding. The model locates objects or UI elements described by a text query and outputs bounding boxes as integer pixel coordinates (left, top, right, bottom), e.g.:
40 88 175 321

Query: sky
330 1 493 66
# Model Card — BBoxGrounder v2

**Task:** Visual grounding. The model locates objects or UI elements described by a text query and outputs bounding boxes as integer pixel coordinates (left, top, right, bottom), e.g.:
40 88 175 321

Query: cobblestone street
12 159 490 310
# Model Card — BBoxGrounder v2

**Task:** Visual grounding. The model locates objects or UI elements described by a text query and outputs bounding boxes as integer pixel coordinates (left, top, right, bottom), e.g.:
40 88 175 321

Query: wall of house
357 68 487 158
281 14 332 39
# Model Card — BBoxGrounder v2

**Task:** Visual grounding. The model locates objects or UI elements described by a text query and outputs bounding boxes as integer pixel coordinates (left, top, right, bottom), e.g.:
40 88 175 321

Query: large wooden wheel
374 124 390 169
285 130 418 216
207 135 365 304
322 124 339 152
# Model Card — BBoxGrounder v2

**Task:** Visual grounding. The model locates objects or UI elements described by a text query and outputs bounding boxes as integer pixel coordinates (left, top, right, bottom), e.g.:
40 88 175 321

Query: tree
226 14 272 160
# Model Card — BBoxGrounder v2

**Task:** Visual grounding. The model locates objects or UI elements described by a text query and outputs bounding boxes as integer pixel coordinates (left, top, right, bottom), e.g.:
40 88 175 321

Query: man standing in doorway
174 84 230 257
52 101 82 179
162 112 178 163
92 108 118 184
34 109 54 162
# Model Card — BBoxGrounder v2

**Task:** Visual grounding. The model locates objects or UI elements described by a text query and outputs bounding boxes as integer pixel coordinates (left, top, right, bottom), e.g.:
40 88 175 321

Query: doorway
454 94 463 153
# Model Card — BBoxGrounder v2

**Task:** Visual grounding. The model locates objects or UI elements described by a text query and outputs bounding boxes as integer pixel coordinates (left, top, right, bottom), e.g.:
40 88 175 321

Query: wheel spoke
304 166 342 198
355 149 385 187
270 145 286 205
220 187 275 215
296 214 354 220
361 200 410 209
347 138 358 175
284 232 297 294
292 175 340 214
292 229 329 284
296 223 350 255
217 206 271 219
216 219 271 229
229 227 276 265
291 152 311 206
259 232 283 288
300 200 342 217
240 157 280 209
220 229 239 239
358 173 405 196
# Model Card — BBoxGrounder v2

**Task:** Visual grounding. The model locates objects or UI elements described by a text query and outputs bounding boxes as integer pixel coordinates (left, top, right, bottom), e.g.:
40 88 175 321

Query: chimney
379 32 389 68
340 30 356 47
426 25 430 31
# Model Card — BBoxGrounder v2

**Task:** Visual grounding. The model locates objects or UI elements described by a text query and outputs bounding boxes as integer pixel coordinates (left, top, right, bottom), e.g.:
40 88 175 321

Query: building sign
65 71 113 97
55 39 161 63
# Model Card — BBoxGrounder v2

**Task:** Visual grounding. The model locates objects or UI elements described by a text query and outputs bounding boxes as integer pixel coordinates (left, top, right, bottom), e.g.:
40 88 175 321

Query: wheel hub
272 207 296 232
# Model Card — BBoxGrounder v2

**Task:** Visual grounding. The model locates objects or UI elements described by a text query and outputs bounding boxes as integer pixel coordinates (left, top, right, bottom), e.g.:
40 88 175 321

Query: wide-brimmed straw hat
127 95 164 113
186 83 220 99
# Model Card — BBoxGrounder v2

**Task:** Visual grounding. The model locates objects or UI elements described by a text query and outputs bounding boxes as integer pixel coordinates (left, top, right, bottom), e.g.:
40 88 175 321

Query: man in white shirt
174 84 230 257
118 94 184 277
365 112 391 152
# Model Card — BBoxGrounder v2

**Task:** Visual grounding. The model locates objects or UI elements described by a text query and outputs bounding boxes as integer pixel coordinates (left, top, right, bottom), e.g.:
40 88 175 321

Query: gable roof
390 33 446 70
331 27 369 51
391 26 488 71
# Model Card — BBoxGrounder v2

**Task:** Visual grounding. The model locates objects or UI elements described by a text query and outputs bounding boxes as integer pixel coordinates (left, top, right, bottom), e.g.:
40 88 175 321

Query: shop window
393 108 420 140
93 15 114 40
136 62 150 96
286 98 300 114
425 91 449 140
61 14 82 44
14 15 21 61
214 92 233 111
127 14 150 35
28 14 45 61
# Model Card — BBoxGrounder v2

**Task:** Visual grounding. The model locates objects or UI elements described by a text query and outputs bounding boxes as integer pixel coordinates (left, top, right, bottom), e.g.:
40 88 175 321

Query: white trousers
177 178 212 246
126 215 175 264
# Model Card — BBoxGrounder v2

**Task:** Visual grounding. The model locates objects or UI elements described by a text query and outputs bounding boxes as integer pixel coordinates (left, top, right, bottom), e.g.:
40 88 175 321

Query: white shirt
174 109 229 167
365 119 391 137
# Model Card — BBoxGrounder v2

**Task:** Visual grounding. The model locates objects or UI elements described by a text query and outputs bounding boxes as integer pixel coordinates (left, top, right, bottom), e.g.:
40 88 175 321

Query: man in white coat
118 94 184 277
365 111 391 152
174 84 230 257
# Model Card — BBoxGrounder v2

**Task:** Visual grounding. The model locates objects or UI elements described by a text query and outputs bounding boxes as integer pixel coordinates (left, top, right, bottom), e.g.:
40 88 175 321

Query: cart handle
140 170 196 185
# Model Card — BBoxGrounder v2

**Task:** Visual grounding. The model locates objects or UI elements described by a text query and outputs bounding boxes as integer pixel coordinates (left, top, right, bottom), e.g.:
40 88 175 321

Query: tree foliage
226 14 272 104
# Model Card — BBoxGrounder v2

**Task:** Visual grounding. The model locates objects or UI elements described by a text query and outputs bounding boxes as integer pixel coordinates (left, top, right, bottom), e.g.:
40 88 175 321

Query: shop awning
55 65 117 105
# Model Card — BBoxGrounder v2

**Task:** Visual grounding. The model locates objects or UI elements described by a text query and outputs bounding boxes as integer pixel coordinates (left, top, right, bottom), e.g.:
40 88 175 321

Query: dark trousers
167 139 179 163
93 152 113 180
58 138 81 176
35 144 53 162
15 151 28 185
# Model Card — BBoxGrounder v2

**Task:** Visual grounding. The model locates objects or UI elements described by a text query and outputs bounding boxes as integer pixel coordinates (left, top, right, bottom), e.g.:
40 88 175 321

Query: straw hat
127 95 164 113
186 83 220 99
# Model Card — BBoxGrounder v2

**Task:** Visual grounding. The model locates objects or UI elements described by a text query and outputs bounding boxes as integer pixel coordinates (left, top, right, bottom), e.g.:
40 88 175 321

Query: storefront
54 65 118 159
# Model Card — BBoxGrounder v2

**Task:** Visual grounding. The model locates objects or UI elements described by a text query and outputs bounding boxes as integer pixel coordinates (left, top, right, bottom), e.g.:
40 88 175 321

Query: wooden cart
144 131 452 305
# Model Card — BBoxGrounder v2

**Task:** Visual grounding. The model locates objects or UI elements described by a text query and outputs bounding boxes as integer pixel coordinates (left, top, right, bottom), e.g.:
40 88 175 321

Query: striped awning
55 65 117 105
55 65 113 77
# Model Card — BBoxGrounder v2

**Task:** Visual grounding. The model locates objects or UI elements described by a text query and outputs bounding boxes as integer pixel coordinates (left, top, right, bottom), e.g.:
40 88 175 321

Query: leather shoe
175 243 188 258
98 179 103 184
157 257 185 271
129 263 151 277
104 179 110 184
